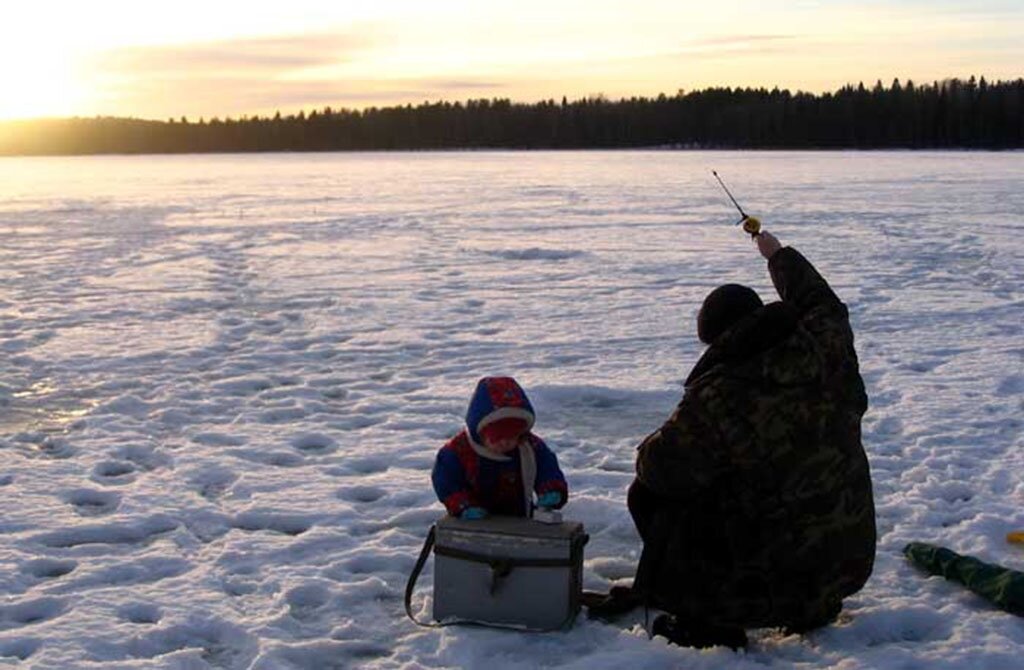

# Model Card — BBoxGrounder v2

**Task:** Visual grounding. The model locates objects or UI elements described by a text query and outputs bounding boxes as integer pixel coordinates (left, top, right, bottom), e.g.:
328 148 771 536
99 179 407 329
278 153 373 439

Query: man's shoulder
683 362 751 402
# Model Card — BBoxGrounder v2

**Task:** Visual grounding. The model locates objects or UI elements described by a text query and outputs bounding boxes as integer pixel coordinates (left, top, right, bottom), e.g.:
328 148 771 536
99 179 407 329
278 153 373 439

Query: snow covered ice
1 150 1022 668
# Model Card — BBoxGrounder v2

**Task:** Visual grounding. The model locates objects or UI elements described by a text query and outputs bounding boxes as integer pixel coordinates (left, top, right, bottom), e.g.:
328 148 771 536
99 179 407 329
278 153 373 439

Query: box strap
405 524 438 627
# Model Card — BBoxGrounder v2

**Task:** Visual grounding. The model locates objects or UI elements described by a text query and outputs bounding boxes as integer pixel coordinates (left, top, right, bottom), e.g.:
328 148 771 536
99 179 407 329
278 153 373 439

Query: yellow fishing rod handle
742 216 761 237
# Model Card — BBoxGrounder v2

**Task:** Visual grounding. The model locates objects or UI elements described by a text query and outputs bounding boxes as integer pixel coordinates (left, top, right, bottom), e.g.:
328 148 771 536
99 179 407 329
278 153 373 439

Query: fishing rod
712 170 761 237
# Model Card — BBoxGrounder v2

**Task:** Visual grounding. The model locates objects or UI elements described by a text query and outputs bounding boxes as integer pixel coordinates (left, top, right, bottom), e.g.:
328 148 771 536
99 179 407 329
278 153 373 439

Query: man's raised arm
757 232 845 318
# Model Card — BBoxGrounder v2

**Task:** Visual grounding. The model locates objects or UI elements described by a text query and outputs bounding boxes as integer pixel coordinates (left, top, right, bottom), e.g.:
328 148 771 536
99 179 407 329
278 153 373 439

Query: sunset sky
1 0 1021 121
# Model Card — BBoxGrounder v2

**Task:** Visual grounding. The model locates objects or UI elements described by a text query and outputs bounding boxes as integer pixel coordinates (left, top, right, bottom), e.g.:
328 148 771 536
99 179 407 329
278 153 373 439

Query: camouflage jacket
633 247 876 628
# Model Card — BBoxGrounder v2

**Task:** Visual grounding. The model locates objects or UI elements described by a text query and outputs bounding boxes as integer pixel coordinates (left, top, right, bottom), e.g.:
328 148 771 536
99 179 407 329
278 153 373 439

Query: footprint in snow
228 448 305 468
900 359 943 374
825 606 952 647
286 583 331 622
117 603 162 625
868 416 903 438
0 638 42 661
187 467 239 501
63 488 122 516
95 395 151 419
336 486 387 504
258 406 309 424
233 511 314 536
223 578 259 597
258 321 287 336
84 617 257 667
320 386 348 400
996 374 1024 396
328 552 413 577
869 388 903 409
305 345 337 361
988 469 1014 496
191 431 248 447
33 437 76 459
113 444 173 471
919 480 974 505
941 510 978 528
91 460 137 485
344 457 389 476
329 555 377 577
0 597 69 631
19 558 78 579
329 415 382 431
290 433 338 455
262 452 305 468
262 641 389 669
283 337 314 351
31 515 179 549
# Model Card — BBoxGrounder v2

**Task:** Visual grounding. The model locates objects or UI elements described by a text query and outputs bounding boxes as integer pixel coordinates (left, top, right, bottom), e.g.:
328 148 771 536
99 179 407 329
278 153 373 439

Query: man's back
633 246 876 629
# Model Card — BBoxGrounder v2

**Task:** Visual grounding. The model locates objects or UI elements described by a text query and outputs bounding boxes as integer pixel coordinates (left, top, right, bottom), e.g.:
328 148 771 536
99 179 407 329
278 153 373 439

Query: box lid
436 514 584 540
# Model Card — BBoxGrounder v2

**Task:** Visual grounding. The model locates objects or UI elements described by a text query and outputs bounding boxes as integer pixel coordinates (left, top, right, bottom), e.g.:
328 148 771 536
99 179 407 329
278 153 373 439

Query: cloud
672 34 803 59
99 74 511 119
688 34 797 48
97 31 377 78
640 34 806 63
428 79 505 91
88 27 519 116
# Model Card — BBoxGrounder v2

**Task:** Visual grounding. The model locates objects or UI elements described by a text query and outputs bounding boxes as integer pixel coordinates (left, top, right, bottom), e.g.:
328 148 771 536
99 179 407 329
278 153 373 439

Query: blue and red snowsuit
432 377 568 517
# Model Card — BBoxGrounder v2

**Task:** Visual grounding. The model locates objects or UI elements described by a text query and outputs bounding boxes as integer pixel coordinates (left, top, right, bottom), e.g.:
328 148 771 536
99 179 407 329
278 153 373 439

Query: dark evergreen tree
0 77 1021 155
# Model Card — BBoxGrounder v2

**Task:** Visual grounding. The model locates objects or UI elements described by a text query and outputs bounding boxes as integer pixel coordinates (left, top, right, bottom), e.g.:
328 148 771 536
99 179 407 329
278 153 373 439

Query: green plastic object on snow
904 542 1024 617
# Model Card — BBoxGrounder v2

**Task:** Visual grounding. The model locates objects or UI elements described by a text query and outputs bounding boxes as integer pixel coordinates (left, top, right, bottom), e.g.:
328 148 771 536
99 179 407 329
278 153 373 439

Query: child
432 376 568 519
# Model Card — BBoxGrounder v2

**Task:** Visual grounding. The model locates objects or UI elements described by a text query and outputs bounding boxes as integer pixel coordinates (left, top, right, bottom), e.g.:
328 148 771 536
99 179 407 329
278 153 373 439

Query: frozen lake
1 151 1022 668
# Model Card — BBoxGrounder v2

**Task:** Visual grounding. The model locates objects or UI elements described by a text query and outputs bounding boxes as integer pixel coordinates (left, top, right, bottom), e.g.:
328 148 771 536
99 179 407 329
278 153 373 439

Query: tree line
1 76 1021 155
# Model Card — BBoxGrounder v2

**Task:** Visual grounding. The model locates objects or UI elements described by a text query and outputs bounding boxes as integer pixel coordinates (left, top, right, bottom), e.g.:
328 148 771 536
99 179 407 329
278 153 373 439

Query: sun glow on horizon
1 1 1021 122
0 28 92 121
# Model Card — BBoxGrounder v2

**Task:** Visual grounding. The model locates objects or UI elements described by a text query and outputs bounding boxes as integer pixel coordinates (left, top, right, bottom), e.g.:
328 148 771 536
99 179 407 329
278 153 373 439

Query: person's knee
627 479 656 539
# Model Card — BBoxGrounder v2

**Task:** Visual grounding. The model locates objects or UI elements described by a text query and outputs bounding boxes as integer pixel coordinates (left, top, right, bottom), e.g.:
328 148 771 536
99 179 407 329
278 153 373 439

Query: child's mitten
461 506 488 520
537 491 562 508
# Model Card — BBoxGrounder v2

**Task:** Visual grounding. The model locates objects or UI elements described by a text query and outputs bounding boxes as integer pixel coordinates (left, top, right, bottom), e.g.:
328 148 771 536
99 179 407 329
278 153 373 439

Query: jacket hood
686 301 821 388
465 377 536 446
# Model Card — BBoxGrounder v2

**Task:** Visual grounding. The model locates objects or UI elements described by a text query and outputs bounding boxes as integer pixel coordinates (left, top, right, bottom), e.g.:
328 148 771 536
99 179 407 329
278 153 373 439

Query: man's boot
651 614 748 651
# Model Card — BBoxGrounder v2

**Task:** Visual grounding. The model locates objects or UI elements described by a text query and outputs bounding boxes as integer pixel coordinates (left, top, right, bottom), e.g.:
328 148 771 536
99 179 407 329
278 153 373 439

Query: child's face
483 433 524 454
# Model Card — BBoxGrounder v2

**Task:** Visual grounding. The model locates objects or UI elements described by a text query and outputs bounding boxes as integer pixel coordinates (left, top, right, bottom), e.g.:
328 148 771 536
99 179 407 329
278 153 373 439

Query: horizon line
1 74 1017 126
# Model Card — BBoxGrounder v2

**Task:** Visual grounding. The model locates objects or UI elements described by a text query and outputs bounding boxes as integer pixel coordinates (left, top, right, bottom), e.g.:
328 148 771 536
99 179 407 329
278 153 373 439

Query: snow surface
0 151 1022 669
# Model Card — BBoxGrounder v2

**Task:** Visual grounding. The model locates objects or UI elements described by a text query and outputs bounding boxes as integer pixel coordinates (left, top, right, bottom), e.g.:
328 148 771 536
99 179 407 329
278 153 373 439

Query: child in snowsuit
432 377 568 519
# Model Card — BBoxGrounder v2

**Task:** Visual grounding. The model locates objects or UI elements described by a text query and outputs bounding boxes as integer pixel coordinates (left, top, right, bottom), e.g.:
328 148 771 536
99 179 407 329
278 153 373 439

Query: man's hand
756 231 782 260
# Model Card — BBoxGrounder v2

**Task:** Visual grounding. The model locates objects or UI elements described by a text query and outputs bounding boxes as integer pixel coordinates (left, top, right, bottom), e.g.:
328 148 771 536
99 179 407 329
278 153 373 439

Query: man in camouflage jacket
630 231 876 642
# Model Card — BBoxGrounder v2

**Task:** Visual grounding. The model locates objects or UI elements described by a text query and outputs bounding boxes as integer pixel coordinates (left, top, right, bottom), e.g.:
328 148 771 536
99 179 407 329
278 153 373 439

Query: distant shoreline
2 77 1021 156
1 146 1022 160
2 147 1023 160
